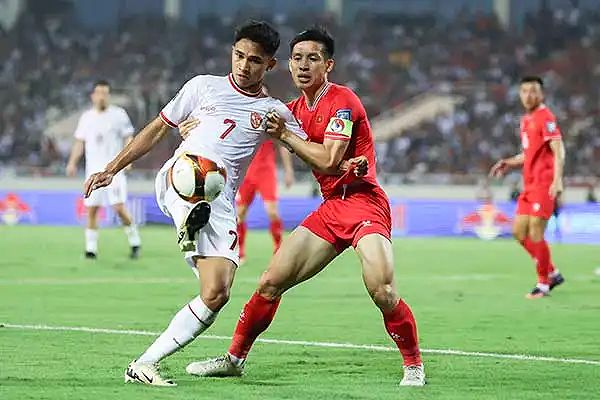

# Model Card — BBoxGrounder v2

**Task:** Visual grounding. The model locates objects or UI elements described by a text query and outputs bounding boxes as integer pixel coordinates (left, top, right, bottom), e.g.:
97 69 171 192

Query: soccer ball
169 153 226 203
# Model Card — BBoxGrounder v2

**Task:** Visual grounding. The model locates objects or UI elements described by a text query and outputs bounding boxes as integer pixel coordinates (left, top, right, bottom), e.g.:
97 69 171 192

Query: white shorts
84 172 127 207
155 168 239 272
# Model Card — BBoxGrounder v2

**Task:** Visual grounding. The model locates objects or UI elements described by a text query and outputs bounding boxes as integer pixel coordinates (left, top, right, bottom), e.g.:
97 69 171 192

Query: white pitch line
2 323 599 366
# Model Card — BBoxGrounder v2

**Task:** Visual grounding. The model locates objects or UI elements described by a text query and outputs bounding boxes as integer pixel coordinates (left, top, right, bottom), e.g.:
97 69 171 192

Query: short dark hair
234 20 280 57
520 76 544 87
289 27 335 59
92 79 110 91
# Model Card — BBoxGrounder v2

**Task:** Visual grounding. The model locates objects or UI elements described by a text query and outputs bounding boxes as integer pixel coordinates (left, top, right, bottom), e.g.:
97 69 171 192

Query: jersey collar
305 81 331 112
228 74 265 98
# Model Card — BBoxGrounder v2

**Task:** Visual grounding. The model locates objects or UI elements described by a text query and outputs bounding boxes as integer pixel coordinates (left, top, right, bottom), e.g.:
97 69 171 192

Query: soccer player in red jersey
490 76 566 299
236 140 295 262
186 28 425 387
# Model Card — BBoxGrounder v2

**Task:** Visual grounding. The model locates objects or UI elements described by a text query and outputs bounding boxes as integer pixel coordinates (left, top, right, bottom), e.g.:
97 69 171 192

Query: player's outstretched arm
84 117 170 197
549 139 565 198
489 153 524 178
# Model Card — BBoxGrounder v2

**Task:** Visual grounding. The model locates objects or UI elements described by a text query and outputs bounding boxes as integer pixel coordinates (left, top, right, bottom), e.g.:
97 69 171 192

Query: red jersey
519 105 561 188
246 140 276 177
287 82 379 199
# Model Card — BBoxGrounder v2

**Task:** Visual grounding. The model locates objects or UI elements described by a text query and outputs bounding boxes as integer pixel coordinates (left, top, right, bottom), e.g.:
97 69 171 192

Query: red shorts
236 168 278 206
301 185 392 253
516 187 555 219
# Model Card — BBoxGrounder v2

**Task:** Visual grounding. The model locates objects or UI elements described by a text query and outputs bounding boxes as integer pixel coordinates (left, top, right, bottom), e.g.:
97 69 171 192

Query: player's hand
348 155 368 177
549 179 563 199
284 169 295 188
265 110 286 139
66 163 77 177
84 171 114 198
489 159 509 178
178 118 200 140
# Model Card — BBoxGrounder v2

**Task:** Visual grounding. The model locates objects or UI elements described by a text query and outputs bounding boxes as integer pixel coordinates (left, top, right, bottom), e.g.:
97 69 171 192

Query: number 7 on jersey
220 119 236 139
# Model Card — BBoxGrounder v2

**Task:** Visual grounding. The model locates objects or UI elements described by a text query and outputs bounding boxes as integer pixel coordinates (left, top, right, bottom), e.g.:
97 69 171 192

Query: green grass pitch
1 225 599 399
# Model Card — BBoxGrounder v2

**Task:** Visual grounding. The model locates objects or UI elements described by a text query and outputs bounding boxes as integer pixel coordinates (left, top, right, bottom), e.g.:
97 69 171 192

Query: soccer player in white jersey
82 21 314 387
66 80 142 259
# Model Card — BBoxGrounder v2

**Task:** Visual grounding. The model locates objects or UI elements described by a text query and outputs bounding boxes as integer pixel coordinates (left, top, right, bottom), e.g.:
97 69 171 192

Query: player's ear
267 58 277 71
325 58 335 74
288 58 293 74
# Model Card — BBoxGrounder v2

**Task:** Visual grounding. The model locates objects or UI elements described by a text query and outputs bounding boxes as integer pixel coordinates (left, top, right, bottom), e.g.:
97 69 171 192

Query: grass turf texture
1 225 599 400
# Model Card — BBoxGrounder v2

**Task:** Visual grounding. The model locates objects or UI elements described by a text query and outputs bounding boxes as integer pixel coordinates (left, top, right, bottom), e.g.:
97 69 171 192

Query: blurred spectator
1 3 599 179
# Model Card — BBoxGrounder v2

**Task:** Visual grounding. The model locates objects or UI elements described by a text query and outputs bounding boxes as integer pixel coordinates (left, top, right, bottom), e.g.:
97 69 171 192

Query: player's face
231 39 276 92
519 82 543 112
91 85 110 110
289 41 334 91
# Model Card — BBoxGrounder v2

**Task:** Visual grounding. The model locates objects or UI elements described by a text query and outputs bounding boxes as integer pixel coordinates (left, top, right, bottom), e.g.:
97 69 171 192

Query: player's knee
201 285 230 311
368 283 397 311
257 272 285 300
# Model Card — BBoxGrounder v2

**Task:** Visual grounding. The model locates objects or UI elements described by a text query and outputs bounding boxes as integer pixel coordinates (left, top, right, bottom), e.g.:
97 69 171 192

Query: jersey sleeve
74 114 87 141
274 103 307 141
323 93 361 141
159 76 203 128
119 109 135 138
541 113 561 141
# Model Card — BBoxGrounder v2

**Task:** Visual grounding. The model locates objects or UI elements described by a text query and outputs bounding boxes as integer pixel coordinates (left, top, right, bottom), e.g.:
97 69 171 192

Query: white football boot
399 364 426 386
177 201 211 252
124 360 177 387
186 354 243 377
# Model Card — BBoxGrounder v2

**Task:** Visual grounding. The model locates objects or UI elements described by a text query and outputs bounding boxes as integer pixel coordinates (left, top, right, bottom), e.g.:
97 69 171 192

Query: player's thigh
512 214 530 242
258 226 338 298
528 216 548 242
354 233 398 310
263 201 279 220
236 180 256 218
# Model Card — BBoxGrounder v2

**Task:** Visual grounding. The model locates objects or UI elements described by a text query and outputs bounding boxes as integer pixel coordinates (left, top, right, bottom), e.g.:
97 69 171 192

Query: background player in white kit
83 21 317 386
66 80 142 259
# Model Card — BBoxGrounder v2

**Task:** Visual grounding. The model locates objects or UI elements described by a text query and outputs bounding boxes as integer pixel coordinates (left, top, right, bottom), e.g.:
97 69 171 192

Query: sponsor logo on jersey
250 112 263 129
336 109 352 120
546 121 556 133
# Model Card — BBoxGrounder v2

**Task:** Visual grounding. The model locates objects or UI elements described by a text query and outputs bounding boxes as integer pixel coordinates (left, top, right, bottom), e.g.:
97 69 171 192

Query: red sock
269 218 283 253
228 292 280 359
237 222 247 259
522 238 555 279
528 239 552 285
383 299 422 366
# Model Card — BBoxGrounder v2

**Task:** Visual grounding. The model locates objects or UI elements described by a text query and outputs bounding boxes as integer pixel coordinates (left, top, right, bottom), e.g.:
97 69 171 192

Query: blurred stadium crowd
1 4 599 179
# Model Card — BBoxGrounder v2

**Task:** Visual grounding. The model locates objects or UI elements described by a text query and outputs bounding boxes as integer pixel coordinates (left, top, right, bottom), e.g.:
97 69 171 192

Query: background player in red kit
186 28 426 387
490 76 566 299
236 140 295 262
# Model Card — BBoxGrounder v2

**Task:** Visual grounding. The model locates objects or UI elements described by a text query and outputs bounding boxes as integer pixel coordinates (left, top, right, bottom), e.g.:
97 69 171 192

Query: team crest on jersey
546 121 556 133
250 112 263 129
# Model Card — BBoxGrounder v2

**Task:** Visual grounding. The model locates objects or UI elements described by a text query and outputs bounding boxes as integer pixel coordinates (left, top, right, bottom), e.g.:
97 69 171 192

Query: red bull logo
75 197 106 222
458 202 512 240
0 193 32 225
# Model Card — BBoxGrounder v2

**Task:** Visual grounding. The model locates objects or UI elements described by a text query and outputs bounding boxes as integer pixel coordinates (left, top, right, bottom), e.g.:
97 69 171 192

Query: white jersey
158 74 306 205
74 105 135 175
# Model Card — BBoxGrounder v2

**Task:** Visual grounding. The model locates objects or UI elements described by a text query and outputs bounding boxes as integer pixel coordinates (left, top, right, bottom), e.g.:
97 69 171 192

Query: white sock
137 297 217 364
549 269 560 277
124 224 141 247
85 229 98 253
537 283 550 292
